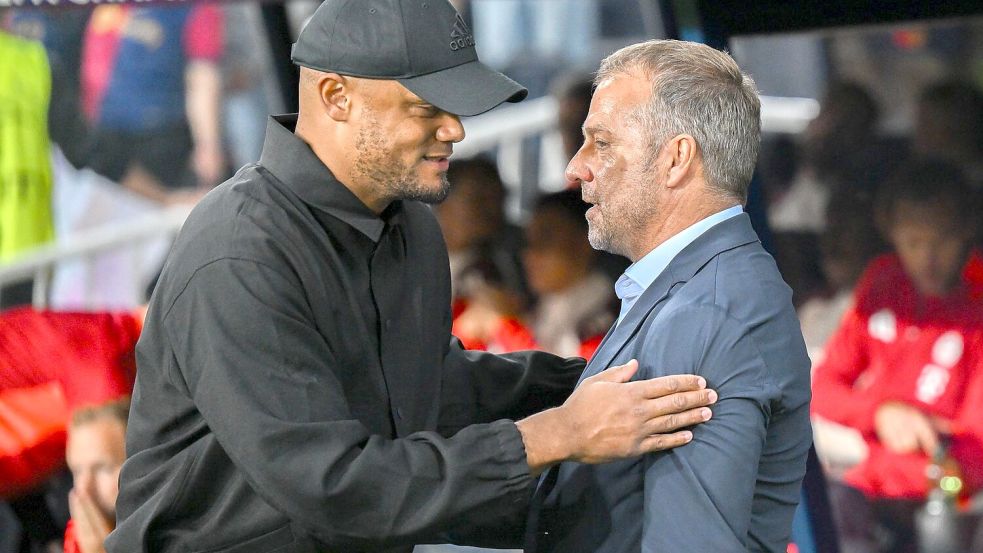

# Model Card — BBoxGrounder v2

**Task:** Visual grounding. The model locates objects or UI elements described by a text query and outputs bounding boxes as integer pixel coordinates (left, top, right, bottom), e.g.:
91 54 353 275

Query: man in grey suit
525 40 812 552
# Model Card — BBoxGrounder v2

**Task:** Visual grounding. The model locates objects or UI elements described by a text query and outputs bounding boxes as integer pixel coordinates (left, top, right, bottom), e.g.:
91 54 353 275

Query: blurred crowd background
1 2 983 552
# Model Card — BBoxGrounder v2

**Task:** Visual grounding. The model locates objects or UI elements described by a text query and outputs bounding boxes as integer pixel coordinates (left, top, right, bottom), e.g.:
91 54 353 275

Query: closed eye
413 104 440 117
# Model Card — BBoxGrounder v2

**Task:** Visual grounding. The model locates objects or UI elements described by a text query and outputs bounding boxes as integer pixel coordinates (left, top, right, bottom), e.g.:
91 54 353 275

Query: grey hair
596 39 761 202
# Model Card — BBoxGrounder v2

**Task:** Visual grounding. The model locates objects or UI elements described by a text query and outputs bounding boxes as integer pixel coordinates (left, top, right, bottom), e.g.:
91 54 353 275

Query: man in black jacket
107 2 717 552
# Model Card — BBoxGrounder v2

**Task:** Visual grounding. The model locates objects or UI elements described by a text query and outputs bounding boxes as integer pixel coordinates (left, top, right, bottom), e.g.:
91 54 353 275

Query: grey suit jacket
527 214 812 553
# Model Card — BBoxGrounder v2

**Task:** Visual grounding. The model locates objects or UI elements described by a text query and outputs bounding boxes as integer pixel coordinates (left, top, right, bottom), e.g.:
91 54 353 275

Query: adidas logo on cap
449 13 474 51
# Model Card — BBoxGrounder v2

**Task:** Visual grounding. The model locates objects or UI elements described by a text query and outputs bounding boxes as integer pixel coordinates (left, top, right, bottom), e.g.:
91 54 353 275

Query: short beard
352 109 450 205
587 198 657 260
588 220 629 258
391 173 451 204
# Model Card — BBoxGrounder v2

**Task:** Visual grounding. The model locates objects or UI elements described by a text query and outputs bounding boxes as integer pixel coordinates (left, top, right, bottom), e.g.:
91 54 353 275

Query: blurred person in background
768 82 890 307
769 81 885 233
221 3 273 171
0 27 55 309
551 72 595 163
435 157 525 306
0 307 141 553
80 3 225 205
4 9 92 170
454 189 615 359
812 160 983 553
799 187 887 364
802 187 887 476
913 80 983 187
63 399 129 553
470 0 599 71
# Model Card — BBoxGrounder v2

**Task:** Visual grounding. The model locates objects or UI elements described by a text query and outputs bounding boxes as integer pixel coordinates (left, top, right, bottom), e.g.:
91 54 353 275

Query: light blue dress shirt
615 204 744 325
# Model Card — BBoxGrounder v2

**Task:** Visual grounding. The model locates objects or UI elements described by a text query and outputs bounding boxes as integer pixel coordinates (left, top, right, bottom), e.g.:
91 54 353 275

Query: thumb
595 359 639 383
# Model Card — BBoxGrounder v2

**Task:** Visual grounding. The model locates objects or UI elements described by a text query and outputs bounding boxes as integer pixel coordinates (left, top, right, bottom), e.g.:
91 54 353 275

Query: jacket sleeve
811 302 880 435
948 338 983 492
438 336 582 433
639 305 808 552
162 258 536 549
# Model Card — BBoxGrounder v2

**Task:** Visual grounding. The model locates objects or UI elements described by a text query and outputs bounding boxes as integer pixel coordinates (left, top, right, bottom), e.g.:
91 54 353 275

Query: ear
318 72 351 121
664 134 698 189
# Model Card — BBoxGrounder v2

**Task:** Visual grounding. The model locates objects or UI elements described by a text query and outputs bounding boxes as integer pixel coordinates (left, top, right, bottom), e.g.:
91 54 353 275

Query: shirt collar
258 114 389 243
620 205 744 297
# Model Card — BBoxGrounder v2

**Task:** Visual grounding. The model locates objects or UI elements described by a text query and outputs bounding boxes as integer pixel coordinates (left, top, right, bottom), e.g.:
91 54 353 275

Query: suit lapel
580 214 760 383
580 271 678 384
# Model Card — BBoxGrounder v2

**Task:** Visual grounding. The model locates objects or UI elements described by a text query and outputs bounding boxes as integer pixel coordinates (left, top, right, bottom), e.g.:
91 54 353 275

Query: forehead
890 219 963 243
584 73 651 131
359 78 429 108
66 419 126 461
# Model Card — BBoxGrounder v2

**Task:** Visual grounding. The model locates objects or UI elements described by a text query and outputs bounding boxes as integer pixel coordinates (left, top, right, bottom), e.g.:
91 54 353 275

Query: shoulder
636 302 753 370
674 239 794 326
158 168 308 303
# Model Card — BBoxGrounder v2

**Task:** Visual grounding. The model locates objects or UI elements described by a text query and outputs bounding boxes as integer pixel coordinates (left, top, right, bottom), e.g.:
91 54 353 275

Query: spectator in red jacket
812 160 983 553
63 398 129 553
0 307 141 553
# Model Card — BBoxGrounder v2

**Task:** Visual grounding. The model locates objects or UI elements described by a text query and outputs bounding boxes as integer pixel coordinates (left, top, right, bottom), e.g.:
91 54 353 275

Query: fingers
638 386 717 417
68 489 81 520
637 430 695 453
913 417 940 457
592 359 639 383
636 374 708 399
645 405 714 435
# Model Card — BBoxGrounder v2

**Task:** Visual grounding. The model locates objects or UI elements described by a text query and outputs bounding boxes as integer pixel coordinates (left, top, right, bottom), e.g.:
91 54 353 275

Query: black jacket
107 116 580 553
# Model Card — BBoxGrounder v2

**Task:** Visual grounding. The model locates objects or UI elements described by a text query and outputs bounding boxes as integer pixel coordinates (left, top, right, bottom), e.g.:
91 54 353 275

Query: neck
629 192 739 262
295 115 390 214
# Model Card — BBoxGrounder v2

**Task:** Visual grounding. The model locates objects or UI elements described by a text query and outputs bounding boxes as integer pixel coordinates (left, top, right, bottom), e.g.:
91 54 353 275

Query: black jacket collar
259 114 394 242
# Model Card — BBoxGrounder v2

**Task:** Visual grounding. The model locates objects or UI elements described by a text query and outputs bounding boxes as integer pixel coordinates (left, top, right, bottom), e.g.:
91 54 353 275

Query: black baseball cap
291 0 528 117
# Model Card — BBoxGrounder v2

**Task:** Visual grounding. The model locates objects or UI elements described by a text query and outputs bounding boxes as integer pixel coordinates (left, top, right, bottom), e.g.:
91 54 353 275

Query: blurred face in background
889 201 972 298
523 207 593 295
66 417 127 520
435 167 505 252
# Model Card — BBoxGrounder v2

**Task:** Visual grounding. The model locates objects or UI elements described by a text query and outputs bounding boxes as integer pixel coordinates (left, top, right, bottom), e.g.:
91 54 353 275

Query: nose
74 471 94 496
564 145 593 188
436 112 465 144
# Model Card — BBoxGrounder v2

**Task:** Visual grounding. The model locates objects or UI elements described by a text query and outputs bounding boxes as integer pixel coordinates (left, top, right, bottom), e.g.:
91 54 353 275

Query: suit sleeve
639 305 795 552
163 258 535 549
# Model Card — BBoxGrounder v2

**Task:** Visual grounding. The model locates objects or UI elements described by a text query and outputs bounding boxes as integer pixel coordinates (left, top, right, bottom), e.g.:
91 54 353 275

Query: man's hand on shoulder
516 360 716 475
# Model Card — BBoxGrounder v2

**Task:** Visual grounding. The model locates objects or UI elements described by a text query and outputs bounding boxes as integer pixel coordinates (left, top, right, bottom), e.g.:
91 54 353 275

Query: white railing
0 204 190 308
461 94 820 155
0 95 817 309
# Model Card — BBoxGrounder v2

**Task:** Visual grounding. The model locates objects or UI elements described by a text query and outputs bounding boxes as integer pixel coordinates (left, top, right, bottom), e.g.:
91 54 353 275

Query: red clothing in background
812 253 983 500
63 519 80 553
0 308 140 498
453 312 604 360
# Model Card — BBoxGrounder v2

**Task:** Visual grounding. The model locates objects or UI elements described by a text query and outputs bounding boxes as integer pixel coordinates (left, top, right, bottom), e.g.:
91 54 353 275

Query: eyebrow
583 123 613 137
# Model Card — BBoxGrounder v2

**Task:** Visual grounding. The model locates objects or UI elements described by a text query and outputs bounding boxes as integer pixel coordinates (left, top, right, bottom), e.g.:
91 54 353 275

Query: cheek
533 253 567 284
96 472 119 498
938 240 968 269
